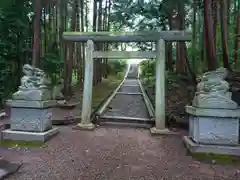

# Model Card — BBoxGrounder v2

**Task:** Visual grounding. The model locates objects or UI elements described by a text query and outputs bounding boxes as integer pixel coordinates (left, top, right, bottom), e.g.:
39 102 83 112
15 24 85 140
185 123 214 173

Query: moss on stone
0 140 45 148
187 150 240 166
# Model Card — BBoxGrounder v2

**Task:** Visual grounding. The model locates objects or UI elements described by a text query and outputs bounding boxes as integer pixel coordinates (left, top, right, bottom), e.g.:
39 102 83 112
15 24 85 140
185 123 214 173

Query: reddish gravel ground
1 126 239 180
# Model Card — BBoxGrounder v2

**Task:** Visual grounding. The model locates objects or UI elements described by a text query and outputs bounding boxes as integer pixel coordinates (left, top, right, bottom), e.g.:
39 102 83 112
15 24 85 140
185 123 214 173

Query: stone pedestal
2 100 59 142
186 106 240 145
184 105 240 156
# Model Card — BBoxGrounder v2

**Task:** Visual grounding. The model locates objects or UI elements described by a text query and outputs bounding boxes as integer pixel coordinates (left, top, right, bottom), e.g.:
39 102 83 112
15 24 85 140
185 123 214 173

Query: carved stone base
183 136 240 156
150 127 178 135
6 100 56 132
2 128 59 142
10 107 52 132
186 106 240 145
74 123 95 131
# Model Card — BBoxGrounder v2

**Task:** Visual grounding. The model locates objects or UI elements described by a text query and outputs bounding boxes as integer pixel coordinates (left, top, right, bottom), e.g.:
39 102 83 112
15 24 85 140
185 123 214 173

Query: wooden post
77 40 95 130
150 39 171 135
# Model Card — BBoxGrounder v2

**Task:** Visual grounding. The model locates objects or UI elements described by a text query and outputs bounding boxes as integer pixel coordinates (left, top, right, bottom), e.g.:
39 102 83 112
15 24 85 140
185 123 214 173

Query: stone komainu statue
192 67 238 109
12 64 52 101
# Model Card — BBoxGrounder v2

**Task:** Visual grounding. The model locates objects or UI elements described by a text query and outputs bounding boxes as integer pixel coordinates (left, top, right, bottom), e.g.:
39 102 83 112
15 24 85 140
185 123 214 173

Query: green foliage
108 59 127 75
140 60 155 78
0 0 64 106
111 0 240 73
116 71 124 80
40 53 64 85
0 1 33 106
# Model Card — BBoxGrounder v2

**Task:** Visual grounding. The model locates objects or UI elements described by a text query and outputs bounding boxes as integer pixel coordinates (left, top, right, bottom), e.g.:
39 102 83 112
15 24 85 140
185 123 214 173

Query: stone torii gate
62 31 191 134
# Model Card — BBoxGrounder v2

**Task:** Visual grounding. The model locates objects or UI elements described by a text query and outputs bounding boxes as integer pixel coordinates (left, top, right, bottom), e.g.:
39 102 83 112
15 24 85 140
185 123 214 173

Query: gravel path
1 126 239 180
118 85 141 93
127 64 139 78
123 79 139 86
104 94 149 118
103 77 149 118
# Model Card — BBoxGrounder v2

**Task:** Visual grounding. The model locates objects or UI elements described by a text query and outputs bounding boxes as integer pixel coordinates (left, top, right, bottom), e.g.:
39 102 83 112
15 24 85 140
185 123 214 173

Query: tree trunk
183 44 197 84
65 0 78 100
43 7 47 55
32 0 42 68
192 0 197 73
204 0 218 71
93 0 98 85
175 1 187 74
60 0 68 100
176 43 184 73
79 0 85 85
76 0 82 84
85 0 89 31
234 16 240 69
211 0 218 51
102 0 109 78
166 15 173 71
97 0 103 83
199 10 205 72
220 0 231 70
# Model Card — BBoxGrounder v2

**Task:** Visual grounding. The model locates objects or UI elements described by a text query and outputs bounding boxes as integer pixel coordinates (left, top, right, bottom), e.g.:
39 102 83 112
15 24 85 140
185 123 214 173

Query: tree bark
233 0 240 69
234 16 240 69
192 0 197 73
220 0 231 70
204 0 218 71
32 0 42 68
65 0 78 100
166 15 173 71
76 0 82 84
80 0 85 84
93 0 98 85
211 0 218 51
175 1 187 74
97 0 103 83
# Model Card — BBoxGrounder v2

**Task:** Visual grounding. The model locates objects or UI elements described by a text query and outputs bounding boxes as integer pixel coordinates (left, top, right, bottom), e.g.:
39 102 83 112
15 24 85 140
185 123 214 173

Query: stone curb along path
0 159 22 180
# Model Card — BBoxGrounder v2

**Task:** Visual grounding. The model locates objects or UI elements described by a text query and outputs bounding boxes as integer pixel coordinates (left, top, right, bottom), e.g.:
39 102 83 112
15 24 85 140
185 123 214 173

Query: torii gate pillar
150 39 172 135
76 40 95 130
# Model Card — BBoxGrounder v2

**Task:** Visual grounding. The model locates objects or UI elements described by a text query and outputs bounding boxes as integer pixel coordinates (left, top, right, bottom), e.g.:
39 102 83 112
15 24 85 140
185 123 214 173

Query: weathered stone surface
13 89 51 101
193 94 237 109
12 64 52 101
2 128 59 142
0 159 21 180
183 136 240 156
6 100 57 108
51 84 64 100
189 115 239 145
10 107 52 132
186 105 240 117
192 67 238 109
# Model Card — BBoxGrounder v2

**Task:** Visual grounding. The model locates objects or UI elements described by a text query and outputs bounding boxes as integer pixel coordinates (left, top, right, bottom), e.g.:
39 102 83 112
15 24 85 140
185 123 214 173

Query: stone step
98 121 153 129
99 115 154 125
0 159 22 180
